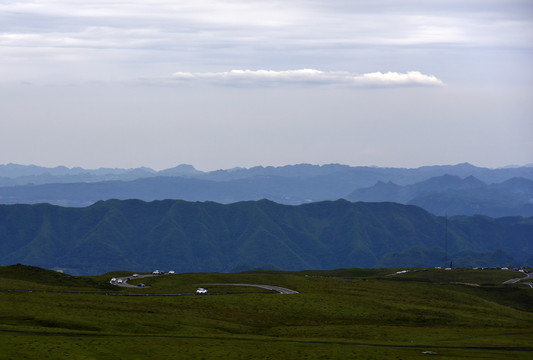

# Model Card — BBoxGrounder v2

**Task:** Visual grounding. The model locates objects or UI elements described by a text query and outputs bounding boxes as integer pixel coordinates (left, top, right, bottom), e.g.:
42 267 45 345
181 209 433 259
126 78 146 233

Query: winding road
115 270 533 294
114 274 299 294
502 271 533 288
202 283 299 294
114 274 155 288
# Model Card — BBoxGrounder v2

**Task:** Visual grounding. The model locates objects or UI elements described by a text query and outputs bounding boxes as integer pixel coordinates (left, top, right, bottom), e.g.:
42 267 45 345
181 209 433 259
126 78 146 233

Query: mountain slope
0 199 531 274
346 175 533 217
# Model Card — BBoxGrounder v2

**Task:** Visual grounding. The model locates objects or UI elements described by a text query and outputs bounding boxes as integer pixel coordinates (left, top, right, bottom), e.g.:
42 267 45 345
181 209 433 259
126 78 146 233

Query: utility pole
445 213 448 268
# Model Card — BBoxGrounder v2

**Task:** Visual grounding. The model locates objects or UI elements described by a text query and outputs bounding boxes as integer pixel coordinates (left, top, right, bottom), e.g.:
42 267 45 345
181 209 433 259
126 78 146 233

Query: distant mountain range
0 163 532 216
2 162 533 186
346 175 533 217
1 199 531 275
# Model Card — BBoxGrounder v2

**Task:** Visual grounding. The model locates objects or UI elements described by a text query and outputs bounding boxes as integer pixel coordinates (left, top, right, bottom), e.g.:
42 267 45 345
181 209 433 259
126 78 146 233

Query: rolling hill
2 265 532 359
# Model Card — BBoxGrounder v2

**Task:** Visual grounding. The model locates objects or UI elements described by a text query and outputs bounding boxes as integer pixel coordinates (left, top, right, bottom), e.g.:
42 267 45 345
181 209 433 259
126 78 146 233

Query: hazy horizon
1 161 533 174
1 1 531 171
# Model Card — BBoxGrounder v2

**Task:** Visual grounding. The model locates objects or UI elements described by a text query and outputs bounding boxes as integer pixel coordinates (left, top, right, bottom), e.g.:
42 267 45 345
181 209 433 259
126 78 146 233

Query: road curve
202 283 299 294
114 274 155 288
113 275 299 294
502 271 533 285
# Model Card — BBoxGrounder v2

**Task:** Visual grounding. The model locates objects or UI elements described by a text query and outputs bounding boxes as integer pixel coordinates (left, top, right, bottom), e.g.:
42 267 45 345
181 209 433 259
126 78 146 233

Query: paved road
502 271 533 285
202 283 299 294
114 274 155 288
113 275 299 294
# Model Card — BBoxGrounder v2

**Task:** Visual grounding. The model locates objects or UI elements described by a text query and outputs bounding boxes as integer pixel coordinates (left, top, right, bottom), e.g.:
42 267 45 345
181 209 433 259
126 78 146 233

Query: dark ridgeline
0 199 531 275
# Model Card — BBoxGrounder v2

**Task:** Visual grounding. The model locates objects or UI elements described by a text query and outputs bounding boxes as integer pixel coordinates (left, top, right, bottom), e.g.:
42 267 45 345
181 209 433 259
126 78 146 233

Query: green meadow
1 265 532 359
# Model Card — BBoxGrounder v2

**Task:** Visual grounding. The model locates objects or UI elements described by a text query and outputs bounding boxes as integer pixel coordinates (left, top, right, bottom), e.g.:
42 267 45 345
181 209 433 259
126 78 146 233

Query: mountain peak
158 164 202 176
462 175 485 187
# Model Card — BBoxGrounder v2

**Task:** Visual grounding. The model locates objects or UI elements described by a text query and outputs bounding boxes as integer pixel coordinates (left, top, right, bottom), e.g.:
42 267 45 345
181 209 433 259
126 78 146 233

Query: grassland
1 265 532 359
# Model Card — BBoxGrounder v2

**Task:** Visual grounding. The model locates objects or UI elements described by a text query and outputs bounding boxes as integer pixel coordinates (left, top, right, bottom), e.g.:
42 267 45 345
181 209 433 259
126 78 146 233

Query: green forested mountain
0 199 531 275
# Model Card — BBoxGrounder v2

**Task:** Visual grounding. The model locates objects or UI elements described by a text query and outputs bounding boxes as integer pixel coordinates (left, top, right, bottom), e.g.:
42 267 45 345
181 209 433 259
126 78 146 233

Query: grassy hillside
1 265 532 359
0 264 117 292
1 199 532 274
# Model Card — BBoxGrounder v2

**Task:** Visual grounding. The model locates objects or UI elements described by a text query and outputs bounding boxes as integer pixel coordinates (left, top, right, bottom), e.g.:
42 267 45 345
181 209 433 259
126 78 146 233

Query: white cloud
171 69 444 87
353 71 445 87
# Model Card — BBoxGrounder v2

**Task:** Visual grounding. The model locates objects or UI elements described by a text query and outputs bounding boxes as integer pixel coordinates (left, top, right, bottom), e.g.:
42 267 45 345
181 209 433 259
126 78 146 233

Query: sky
1 0 532 171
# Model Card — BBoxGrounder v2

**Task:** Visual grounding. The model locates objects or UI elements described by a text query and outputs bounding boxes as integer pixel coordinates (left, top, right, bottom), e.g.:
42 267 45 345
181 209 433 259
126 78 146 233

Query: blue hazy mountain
346 175 533 217
1 163 533 212
2 162 533 186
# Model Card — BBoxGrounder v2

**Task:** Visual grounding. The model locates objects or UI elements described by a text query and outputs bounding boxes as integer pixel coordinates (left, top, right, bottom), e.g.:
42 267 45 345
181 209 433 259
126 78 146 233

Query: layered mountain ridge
1 163 531 216
347 175 533 217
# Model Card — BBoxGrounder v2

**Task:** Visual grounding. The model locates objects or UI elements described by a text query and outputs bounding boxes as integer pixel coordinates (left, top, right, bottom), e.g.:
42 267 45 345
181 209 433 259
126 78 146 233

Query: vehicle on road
152 270 160 275
168 270 175 274
132 273 139 277
196 287 208 295
138 283 145 287
117 279 123 284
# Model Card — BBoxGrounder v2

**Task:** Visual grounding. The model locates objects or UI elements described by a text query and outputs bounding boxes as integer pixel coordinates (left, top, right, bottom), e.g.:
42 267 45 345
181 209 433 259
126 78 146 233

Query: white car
132 273 139 277
117 279 123 284
196 287 208 295
152 270 160 275
168 270 175 274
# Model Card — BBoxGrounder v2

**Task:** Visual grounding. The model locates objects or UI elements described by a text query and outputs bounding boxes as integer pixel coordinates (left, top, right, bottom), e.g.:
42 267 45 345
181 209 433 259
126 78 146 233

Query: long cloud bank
171 69 444 87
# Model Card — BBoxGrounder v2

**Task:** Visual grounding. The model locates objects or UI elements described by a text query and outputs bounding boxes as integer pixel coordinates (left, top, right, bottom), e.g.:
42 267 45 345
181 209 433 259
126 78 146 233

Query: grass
380 268 528 285
1 265 532 359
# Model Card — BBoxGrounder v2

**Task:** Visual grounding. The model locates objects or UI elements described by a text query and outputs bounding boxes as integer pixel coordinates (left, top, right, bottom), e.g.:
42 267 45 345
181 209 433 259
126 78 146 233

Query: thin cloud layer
171 69 445 87
1 1 531 84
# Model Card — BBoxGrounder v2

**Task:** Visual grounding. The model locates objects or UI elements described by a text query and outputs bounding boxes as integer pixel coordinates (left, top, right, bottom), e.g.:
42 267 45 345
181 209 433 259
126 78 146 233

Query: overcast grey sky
1 0 532 171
